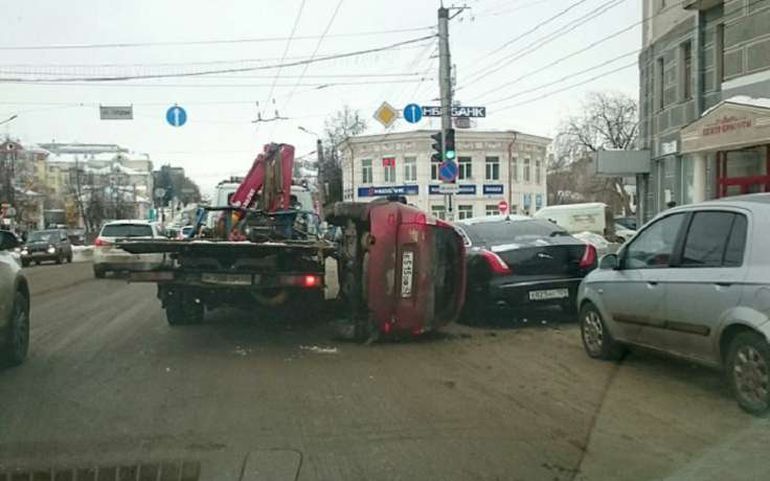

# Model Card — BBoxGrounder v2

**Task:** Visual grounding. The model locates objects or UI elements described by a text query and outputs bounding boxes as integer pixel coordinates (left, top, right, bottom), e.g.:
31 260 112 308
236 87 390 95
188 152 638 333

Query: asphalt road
1 262 769 480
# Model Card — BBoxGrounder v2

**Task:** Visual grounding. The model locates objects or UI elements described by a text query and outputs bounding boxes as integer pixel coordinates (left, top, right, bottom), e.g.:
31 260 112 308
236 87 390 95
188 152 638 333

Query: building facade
637 0 770 220
339 130 550 220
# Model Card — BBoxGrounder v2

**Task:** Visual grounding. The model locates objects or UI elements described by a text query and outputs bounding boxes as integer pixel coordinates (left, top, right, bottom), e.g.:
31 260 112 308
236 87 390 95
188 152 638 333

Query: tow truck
119 142 466 339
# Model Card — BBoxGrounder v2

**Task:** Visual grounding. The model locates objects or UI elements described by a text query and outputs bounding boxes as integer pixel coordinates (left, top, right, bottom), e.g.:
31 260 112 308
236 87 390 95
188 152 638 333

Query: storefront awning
681 96 770 154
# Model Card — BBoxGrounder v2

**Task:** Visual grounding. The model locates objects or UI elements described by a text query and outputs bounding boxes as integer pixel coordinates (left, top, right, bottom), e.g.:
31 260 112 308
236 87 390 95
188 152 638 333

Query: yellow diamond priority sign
373 102 398 128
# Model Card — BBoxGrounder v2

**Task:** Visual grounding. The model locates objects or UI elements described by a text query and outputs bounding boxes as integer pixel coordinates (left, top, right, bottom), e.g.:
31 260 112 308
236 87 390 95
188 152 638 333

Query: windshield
4 2 768 479
27 231 58 243
100 224 153 238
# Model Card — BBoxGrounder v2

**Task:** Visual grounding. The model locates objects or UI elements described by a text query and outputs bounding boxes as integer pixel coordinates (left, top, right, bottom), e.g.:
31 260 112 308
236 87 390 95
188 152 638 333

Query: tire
1 291 30 367
165 291 205 326
55 252 63 264
34 261 40 266
21 260 29 268
460 290 492 326
726 331 770 416
67 253 73 263
580 303 624 361
93 266 106 279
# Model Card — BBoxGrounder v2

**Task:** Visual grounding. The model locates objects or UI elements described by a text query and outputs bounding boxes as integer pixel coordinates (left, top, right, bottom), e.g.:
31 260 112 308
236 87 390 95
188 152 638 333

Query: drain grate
0 461 200 481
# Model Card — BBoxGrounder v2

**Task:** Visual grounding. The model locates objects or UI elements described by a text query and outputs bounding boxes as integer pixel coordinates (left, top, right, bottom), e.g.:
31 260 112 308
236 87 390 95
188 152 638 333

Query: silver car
0 246 30 367
578 194 770 415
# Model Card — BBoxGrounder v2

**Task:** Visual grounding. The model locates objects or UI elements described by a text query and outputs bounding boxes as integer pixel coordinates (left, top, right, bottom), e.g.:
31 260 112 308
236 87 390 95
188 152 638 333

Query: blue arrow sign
403 103 423 124
166 105 187 127
439 161 458 182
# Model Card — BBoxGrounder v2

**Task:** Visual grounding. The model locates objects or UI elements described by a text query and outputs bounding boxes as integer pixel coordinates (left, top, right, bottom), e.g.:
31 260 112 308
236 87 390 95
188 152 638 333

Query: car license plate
529 288 569 301
201 273 252 286
400 251 414 298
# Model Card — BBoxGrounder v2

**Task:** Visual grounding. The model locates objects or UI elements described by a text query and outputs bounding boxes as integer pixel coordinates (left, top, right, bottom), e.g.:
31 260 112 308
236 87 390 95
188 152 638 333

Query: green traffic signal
444 128 456 160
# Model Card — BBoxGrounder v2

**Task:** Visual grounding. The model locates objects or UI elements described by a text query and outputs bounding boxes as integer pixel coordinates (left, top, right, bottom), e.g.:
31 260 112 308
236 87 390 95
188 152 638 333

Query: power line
484 49 639 105
0 79 430 89
461 0 627 88
0 35 436 83
263 0 308 116
493 61 636 112
479 0 562 17
471 0 685 100
0 26 434 51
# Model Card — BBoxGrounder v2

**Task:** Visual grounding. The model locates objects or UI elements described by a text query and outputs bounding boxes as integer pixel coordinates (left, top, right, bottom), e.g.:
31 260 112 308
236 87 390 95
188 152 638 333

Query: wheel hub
734 346 769 406
583 311 603 355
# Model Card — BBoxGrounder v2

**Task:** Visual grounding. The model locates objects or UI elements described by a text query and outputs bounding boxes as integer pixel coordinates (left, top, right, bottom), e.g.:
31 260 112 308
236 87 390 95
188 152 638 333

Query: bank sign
357 185 419 197
429 184 476 195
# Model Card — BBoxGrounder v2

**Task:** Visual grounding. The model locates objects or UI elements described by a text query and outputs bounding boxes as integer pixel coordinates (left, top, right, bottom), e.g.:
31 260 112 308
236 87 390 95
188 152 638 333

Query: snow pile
573 231 609 251
300 345 339 355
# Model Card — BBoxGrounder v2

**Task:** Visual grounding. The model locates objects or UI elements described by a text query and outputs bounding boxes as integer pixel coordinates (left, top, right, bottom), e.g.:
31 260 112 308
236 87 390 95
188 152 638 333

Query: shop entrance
716 145 770 197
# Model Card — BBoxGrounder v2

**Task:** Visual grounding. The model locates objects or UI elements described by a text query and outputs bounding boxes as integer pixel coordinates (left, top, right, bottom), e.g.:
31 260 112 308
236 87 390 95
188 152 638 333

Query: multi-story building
339 130 550 220
635 0 770 220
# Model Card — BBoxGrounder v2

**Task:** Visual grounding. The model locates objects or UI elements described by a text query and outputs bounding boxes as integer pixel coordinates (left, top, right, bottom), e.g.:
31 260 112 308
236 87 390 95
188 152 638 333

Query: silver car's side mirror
599 254 619 270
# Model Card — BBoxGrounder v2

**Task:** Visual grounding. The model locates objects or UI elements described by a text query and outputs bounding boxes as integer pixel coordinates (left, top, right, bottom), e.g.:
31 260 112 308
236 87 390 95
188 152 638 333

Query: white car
93 220 165 278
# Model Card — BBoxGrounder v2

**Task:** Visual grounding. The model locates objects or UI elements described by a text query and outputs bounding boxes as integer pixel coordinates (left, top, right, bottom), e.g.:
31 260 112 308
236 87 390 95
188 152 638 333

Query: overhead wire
263 0 308 116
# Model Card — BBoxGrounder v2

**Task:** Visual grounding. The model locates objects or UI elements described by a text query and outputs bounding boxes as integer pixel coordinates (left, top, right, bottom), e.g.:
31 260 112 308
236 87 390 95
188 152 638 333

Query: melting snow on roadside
300 345 339 354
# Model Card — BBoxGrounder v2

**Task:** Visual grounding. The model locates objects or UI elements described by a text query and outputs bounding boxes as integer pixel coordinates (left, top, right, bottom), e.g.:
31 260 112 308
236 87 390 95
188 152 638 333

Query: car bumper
22 252 59 262
487 277 583 309
93 250 165 271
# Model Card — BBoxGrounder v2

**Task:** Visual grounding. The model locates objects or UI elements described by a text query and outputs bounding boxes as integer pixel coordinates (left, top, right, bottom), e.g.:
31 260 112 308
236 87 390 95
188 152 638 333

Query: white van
533 202 616 238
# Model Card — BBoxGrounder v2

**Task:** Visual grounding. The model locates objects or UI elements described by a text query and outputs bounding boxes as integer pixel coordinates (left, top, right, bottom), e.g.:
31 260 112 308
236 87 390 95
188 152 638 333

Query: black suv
21 229 73 266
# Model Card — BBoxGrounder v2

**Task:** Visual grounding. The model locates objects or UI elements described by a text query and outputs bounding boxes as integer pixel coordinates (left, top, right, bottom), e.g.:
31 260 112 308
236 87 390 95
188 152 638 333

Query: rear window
459 220 566 246
101 224 154 238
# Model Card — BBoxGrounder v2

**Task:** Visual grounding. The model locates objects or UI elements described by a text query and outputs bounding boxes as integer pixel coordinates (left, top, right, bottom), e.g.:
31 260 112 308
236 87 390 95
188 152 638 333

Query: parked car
578 194 770 415
21 229 73 266
93 220 165 278
0 247 30 366
454 215 597 324
0 230 23 267
615 215 638 231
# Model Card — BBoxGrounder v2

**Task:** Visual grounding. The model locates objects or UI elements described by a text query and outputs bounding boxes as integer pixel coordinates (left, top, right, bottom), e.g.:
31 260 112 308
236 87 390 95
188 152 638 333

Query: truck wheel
1 291 30 367
67 253 73 263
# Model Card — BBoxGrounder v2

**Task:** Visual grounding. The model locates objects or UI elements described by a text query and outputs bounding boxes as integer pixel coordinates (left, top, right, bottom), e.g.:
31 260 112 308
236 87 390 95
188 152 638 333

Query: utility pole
316 138 325 207
438 6 453 221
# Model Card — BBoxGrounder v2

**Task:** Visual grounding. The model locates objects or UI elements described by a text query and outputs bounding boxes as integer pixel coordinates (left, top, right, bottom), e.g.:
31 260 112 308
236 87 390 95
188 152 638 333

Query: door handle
715 282 732 287
647 281 658 286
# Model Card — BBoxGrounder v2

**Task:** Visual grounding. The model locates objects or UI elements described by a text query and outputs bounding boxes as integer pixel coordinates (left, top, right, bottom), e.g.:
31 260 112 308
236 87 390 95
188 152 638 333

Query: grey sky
1 0 641 192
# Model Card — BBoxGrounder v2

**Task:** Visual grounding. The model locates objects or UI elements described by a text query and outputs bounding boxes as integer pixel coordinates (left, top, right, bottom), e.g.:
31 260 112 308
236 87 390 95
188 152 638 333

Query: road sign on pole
403 103 423 124
100 105 133 120
373 102 398 128
438 161 458 182
498 200 509 215
166 105 187 127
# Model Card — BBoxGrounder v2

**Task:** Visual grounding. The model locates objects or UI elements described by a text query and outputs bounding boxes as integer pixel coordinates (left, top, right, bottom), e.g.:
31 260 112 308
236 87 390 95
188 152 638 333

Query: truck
118 143 466 340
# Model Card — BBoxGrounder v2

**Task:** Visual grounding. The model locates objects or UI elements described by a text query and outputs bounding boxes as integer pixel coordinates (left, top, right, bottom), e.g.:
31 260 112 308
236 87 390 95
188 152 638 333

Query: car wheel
93 266 106 279
55 252 63 264
727 332 770 416
580 303 624 361
21 259 29 268
2 291 30 367
67 253 73 263
460 289 491 326
34 261 40 266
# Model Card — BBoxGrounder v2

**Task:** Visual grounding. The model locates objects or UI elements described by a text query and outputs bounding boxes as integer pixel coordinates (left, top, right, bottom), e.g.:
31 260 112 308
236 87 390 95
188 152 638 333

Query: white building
339 130 550 220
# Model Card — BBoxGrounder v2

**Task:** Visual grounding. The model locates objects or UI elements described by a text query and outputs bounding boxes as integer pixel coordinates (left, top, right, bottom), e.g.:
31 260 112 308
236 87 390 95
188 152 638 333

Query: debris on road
300 345 339 355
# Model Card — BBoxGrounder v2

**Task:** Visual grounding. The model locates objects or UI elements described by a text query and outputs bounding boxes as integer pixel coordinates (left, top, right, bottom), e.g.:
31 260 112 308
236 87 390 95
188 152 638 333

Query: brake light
481 249 512 275
579 244 597 269
94 237 111 247
303 274 320 287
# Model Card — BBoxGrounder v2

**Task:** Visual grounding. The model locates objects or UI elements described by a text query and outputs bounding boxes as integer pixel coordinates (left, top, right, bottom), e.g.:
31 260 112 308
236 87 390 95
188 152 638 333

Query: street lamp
297 126 326 206
297 126 319 137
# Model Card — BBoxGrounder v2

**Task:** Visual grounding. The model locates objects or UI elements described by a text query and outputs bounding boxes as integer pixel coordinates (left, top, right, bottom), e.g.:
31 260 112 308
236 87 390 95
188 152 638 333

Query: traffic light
444 128 456 160
430 131 443 163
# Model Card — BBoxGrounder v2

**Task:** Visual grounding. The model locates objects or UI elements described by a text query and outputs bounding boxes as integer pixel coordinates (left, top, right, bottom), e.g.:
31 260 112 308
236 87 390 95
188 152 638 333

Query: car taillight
303 274 320 288
94 237 111 247
579 244 597 269
481 249 512 275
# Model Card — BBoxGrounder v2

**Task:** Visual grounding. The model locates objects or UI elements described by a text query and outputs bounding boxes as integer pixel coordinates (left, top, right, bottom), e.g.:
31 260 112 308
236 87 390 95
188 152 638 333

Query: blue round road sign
166 105 187 127
439 161 458 182
403 103 423 124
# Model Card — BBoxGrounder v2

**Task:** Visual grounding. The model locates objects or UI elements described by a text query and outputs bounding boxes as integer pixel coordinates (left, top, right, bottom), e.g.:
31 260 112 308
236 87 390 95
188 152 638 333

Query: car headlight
21 249 28 256
47 246 56 254
13 247 20 253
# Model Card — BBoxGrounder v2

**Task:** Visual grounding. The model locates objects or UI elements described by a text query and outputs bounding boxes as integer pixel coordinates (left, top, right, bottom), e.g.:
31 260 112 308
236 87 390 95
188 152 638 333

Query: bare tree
552 91 639 214
322 106 367 204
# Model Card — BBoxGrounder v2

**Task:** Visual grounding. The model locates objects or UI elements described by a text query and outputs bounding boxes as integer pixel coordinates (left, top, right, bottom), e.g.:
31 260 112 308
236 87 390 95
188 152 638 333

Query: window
431 156 440 181
523 157 531 182
656 57 665 110
403 156 417 182
382 157 396 183
361 159 373 184
485 204 498 216
431 205 446 220
458 156 472 180
485 156 500 180
681 41 692 100
716 23 725 82
457 205 473 220
511 156 518 181
724 214 748 266
680 212 748 267
624 213 686 269
535 159 542 184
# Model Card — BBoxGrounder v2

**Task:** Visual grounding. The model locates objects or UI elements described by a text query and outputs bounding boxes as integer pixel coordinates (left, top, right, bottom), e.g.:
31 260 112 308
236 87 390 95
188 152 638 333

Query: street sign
99 105 133 120
422 106 486 118
437 183 459 194
403 103 423 124
498 200 509 215
438 161 458 182
166 105 187 127
373 102 398 128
